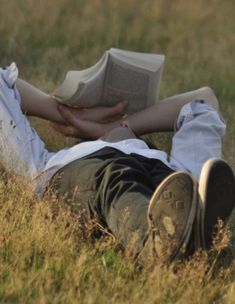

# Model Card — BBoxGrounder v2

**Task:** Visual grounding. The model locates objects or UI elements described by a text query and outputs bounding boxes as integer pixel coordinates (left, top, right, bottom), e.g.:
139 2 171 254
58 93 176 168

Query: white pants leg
169 100 226 180
0 64 54 186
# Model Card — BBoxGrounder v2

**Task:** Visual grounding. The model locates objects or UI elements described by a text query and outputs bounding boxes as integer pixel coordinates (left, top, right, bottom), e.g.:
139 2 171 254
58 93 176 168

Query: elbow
198 86 219 110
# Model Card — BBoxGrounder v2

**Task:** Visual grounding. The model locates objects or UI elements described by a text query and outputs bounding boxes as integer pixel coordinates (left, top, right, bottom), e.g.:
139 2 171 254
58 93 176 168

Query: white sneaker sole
147 171 198 263
198 158 235 249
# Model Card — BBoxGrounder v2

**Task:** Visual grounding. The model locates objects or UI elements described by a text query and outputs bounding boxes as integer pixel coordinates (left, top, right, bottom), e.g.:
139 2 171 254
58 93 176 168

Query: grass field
1 0 235 303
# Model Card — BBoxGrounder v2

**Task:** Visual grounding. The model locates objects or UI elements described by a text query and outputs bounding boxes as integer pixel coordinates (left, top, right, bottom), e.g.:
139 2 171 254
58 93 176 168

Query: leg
50 149 200 263
49 147 174 256
0 64 53 186
169 96 235 250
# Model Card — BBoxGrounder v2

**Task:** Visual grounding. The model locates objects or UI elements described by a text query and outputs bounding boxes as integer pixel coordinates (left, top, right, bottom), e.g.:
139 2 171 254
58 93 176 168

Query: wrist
48 97 67 124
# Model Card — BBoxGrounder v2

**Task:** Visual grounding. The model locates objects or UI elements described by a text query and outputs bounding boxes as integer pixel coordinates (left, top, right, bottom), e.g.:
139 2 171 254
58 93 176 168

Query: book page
103 55 153 113
72 62 106 107
110 48 165 72
53 70 86 101
53 52 108 105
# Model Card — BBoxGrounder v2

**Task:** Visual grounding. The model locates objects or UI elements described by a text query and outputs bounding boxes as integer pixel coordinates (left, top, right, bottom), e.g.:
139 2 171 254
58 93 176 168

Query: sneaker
147 171 198 263
198 158 235 249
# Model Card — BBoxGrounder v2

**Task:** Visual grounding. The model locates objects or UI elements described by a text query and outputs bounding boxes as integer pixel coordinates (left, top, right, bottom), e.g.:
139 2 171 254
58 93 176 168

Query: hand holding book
53 48 165 114
51 100 128 139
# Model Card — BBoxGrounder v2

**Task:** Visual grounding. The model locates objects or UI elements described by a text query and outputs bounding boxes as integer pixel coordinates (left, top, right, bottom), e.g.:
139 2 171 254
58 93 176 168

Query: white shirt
0 63 170 195
0 63 226 195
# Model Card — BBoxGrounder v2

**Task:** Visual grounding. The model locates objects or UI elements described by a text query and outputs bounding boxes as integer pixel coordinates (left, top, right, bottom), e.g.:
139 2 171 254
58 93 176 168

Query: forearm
106 87 219 136
105 100 183 135
16 79 65 123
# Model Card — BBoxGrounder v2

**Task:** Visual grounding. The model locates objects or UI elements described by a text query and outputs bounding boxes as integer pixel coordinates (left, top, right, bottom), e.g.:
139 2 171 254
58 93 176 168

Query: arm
120 86 219 135
57 86 219 139
16 78 128 125
16 78 65 123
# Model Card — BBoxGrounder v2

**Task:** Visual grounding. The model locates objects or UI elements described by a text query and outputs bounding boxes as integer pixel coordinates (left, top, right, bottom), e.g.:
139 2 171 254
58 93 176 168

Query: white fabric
0 64 169 194
0 63 54 192
169 100 226 179
0 64 226 195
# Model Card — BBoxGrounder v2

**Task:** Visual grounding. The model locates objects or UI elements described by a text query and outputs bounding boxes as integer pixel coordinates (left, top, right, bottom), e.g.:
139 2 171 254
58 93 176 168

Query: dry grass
1 0 235 303
1 175 235 303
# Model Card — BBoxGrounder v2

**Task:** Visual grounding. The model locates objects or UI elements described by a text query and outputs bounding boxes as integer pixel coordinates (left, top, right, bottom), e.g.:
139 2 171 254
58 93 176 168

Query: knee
197 86 219 110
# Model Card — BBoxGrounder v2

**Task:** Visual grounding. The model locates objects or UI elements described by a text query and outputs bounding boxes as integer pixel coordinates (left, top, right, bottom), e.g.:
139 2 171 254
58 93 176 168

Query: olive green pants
49 147 174 254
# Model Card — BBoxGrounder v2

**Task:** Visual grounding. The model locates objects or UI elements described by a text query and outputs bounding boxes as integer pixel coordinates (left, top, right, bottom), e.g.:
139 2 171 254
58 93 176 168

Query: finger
100 100 128 121
51 122 79 137
75 100 128 122
58 104 82 127
58 101 128 123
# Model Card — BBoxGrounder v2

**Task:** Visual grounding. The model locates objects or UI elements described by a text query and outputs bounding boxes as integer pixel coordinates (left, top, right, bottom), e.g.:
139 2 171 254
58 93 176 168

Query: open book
53 48 165 114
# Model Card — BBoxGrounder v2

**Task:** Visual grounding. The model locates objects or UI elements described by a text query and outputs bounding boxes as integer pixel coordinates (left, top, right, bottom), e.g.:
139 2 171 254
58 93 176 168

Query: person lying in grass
0 63 234 264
